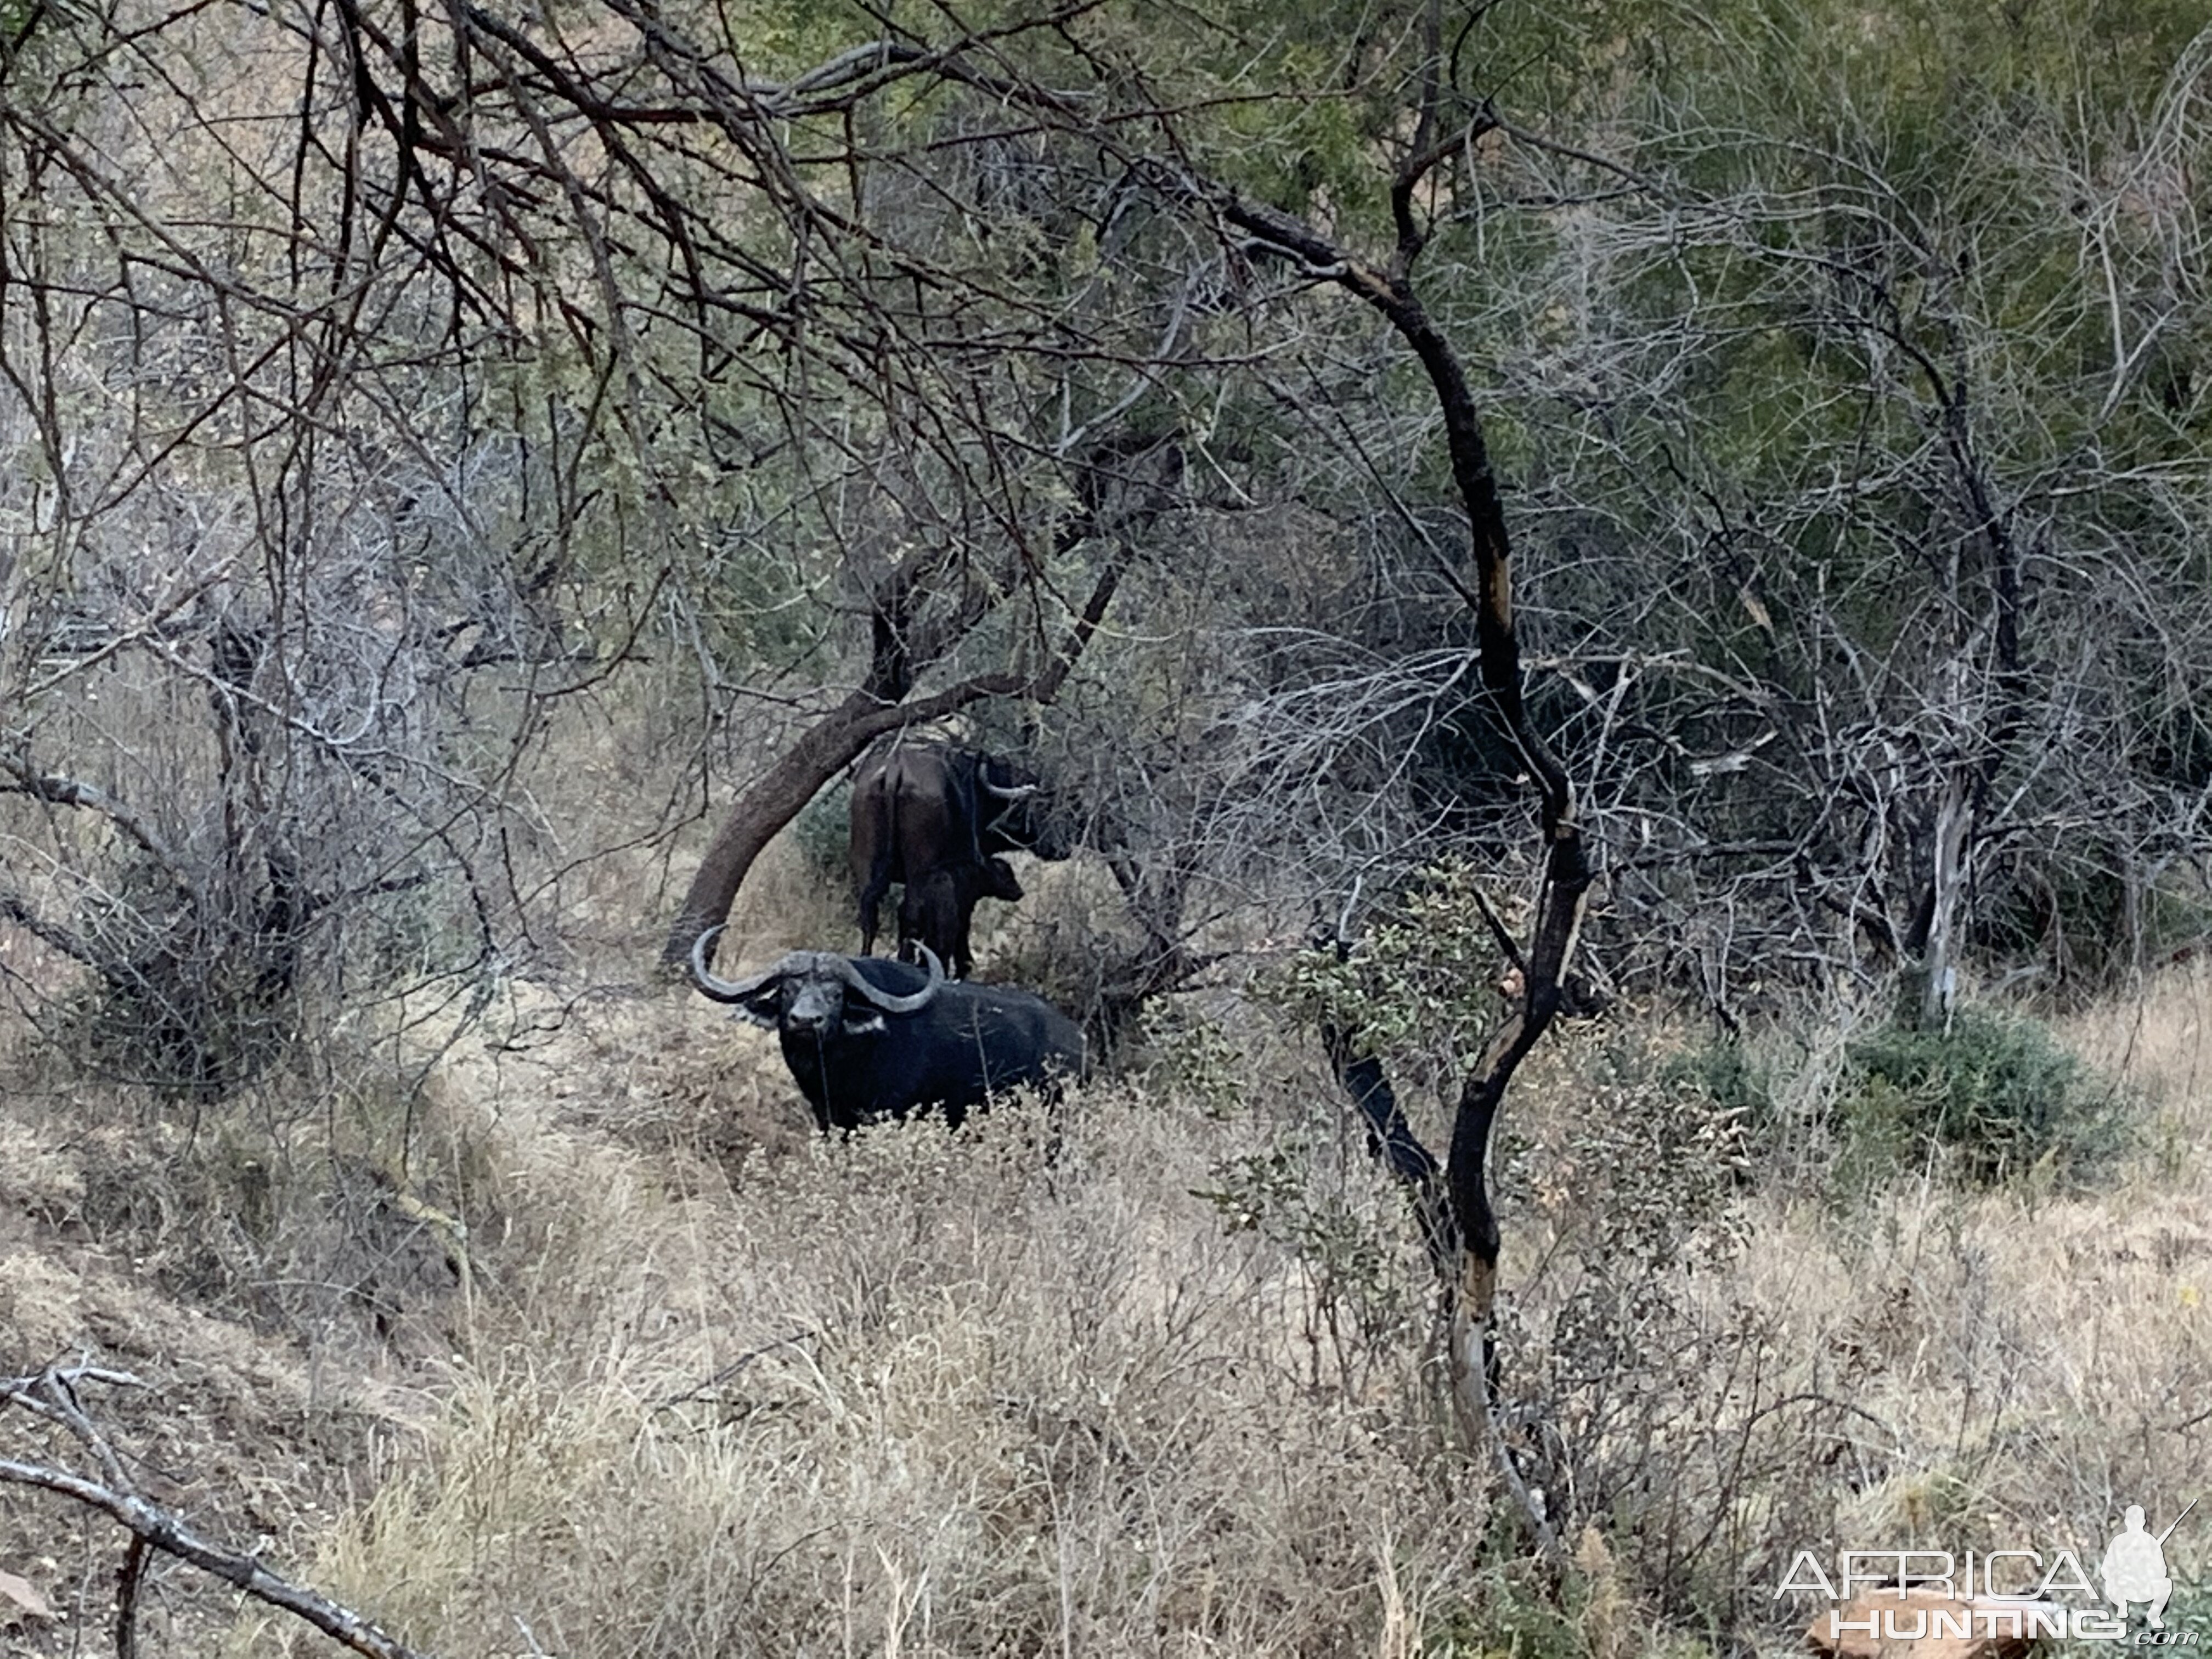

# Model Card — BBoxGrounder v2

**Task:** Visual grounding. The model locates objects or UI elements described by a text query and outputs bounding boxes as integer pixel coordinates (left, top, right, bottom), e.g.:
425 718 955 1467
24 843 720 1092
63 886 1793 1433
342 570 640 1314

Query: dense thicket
1 0 2207 1049
4 5 2209 1651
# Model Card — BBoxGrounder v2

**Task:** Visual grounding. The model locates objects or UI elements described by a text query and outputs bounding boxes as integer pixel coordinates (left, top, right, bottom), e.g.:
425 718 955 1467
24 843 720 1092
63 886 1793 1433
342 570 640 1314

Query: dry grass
227 996 1488 1657
5 957 2211 1657
273 967 2212 1651
2058 958 2212 1161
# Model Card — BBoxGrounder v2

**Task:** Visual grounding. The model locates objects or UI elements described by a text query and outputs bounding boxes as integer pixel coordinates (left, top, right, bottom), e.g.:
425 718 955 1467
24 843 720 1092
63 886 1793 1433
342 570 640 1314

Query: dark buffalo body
848 741 1073 970
898 856 1022 980
690 933 1085 1133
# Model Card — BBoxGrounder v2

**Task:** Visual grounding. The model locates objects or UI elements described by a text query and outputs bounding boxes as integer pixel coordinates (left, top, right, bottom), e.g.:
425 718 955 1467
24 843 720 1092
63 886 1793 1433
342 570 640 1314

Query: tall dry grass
197 963 2211 1655
9 841 2209 1657
233 1055 1494 1657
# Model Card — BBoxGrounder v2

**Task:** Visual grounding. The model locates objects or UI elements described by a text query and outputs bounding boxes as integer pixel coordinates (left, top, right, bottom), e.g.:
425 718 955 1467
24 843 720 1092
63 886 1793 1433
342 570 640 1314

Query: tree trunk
661 689 891 973
1918 771 1971 1028
1166 107 1593 1464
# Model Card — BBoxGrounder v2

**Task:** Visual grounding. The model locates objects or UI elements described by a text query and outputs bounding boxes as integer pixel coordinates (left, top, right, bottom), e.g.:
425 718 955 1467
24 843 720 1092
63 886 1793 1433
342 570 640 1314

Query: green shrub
789 778 853 883
1137 1001 1246 1119
2160 1577 2212 1646
1662 1039 1778 1133
1839 1005 2131 1184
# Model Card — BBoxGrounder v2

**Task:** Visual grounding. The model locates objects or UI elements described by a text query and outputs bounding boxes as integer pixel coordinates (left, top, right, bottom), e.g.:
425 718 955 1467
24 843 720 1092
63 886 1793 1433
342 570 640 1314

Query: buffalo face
977 757 1076 861
693 933 944 1032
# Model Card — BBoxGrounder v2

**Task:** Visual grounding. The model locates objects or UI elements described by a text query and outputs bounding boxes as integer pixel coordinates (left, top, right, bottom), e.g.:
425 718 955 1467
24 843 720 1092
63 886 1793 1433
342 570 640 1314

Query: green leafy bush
1662 1039 1778 1135
1839 1006 2132 1184
1137 1002 1247 1119
1279 856 1527 1087
789 778 853 884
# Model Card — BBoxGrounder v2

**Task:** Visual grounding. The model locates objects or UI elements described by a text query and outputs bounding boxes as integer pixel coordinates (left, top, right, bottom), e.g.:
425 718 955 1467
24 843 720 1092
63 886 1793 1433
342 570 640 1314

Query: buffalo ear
986 857 1023 900
840 1011 887 1035
733 988 782 1030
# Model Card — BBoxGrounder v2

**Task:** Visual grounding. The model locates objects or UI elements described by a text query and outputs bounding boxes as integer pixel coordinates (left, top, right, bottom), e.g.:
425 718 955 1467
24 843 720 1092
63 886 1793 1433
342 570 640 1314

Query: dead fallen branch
1 1364 433 1659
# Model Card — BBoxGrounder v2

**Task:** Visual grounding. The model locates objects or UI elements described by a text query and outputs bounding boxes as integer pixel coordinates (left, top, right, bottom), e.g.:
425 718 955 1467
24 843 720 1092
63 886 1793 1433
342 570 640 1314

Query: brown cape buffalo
848 741 1073 974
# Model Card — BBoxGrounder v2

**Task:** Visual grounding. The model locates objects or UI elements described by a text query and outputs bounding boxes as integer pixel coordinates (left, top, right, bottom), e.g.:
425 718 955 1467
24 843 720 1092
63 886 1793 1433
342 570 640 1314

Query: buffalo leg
857 869 892 955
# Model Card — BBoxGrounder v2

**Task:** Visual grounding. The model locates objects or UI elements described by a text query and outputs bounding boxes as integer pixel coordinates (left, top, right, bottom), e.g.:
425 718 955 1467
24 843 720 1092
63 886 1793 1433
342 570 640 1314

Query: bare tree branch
1 1365 433 1659
0 1458 433 1659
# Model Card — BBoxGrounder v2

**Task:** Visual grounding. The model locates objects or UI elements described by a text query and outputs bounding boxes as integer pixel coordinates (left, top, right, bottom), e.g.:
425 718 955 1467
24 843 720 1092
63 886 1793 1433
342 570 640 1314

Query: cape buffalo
848 741 1074 962
689 928 1085 1132
898 855 1023 980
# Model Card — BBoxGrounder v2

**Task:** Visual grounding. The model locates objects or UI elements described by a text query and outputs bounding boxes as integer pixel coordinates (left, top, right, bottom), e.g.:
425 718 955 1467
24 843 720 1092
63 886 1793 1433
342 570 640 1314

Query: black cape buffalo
897 855 1022 980
690 928 1085 1132
848 741 1073 967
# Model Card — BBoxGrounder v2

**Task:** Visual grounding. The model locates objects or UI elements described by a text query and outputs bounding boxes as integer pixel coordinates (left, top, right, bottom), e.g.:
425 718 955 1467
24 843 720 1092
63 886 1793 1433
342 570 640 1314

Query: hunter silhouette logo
2104 1501 2194 1630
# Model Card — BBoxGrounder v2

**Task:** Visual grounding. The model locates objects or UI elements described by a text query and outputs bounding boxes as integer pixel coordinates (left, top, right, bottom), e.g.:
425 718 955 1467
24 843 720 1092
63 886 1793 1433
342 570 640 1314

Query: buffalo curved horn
689 927 797 1003
831 944 944 1013
980 778 1039 800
